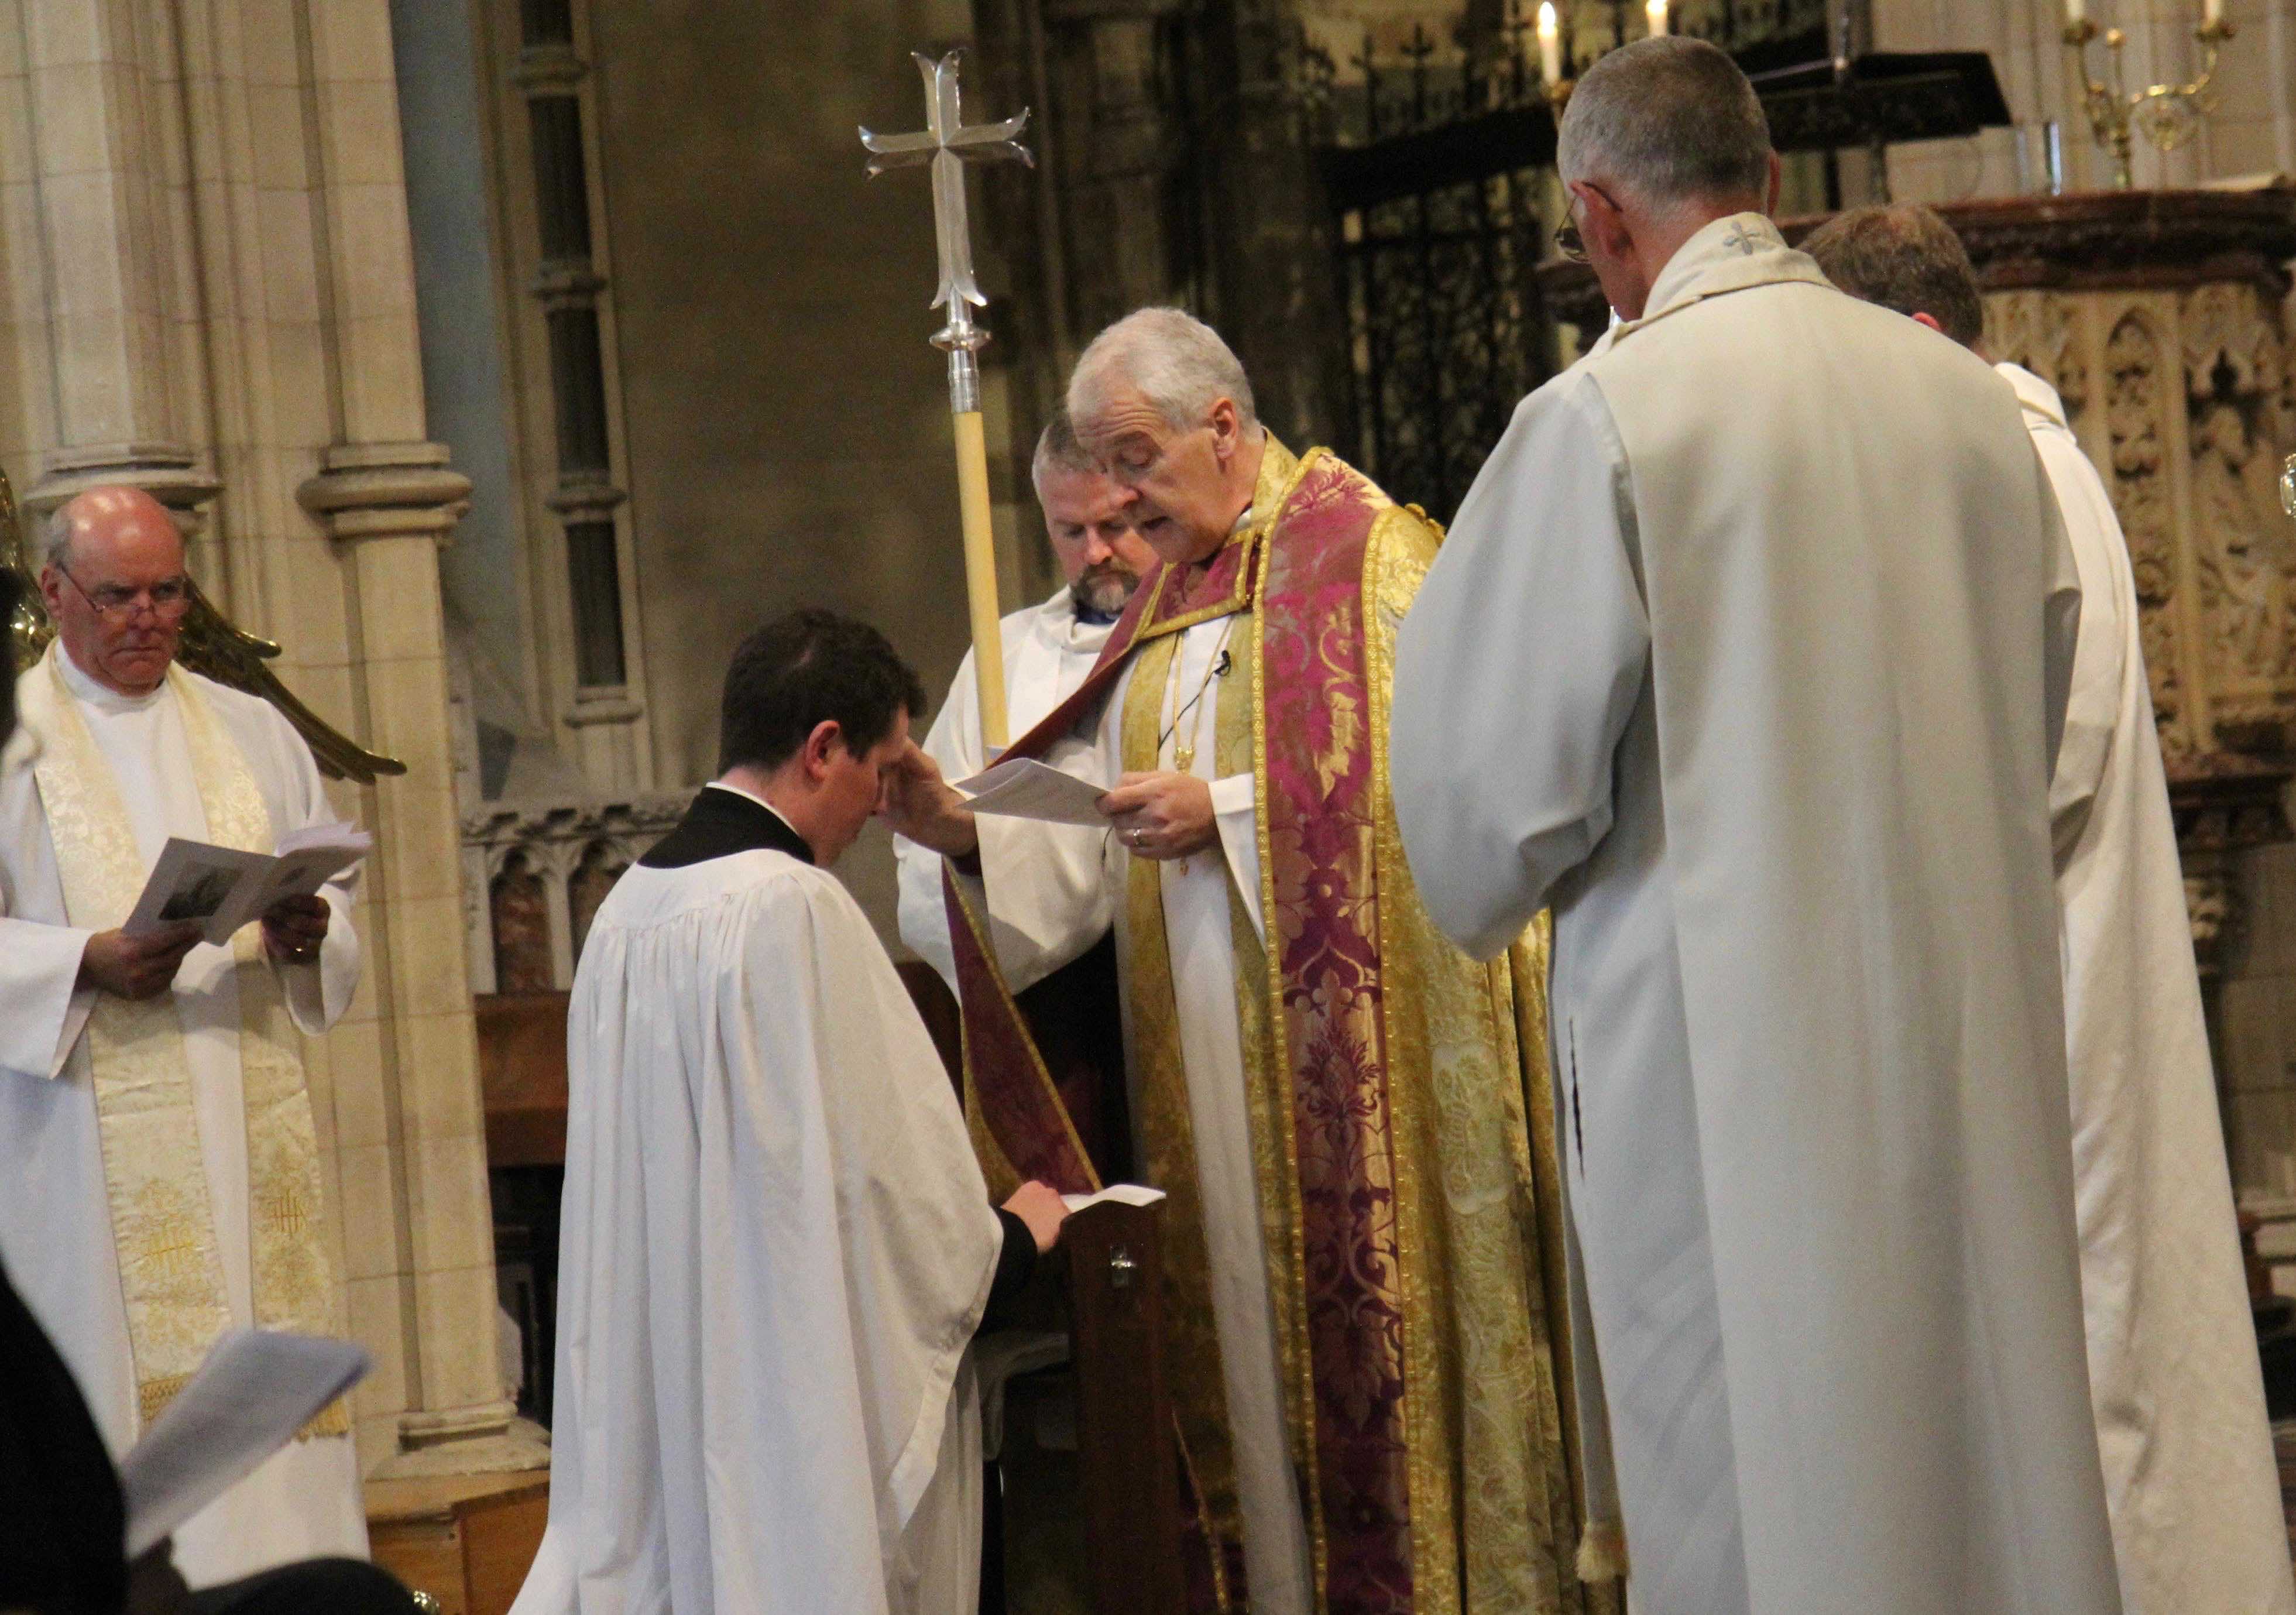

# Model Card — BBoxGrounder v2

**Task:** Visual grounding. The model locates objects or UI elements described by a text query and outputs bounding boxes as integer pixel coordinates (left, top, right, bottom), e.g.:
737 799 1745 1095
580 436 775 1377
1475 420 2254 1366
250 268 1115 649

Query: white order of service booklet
123 824 370 947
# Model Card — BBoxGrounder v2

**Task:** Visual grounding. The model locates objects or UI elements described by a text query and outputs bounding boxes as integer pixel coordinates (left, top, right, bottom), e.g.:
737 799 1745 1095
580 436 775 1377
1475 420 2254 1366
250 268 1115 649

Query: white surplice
1391 216 2121 1615
895 586 1115 986
512 794 1005 1615
949 606 1313 1615
0 649 365 1587
2005 359 2295 1615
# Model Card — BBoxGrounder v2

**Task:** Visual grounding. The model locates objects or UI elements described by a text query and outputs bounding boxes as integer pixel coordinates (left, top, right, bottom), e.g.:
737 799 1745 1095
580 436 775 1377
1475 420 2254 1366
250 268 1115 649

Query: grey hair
1067 307 1260 437
1801 203 1986 350
39 505 74 571
1557 36 1772 212
1031 408 1099 493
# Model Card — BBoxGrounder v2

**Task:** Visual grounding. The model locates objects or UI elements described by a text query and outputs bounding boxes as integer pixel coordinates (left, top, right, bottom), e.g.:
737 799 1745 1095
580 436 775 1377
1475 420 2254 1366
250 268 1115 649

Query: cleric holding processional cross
886 308 1608 1615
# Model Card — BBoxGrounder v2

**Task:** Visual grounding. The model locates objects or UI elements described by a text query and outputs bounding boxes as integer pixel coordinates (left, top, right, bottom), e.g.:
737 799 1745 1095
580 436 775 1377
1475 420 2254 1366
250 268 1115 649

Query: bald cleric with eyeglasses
0 486 370 1588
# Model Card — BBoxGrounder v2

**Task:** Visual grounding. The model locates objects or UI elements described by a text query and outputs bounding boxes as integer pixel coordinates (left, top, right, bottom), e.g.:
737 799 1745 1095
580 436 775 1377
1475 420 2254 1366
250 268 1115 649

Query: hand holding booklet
119 1329 371 1557
953 758 1111 829
123 822 370 946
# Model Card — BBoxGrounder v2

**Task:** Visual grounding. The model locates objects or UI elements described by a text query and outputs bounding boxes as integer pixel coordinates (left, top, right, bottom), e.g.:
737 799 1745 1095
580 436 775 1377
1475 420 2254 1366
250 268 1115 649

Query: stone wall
1874 0 2296 198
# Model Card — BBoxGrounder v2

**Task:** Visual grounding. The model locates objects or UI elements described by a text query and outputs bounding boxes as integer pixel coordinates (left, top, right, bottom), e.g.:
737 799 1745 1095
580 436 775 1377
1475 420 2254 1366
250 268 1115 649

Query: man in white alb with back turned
513 609 1066 1615
1391 39 2123 1615
1806 200 2295 1615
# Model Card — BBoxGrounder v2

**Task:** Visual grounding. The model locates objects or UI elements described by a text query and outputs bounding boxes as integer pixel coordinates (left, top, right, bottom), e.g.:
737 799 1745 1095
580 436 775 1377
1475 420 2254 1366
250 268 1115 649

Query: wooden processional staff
863 64 1188 1612
860 50 1031 751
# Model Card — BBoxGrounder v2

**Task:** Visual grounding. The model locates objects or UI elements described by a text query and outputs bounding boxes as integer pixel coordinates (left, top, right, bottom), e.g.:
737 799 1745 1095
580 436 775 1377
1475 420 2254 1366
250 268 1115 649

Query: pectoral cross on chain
860 50 1032 410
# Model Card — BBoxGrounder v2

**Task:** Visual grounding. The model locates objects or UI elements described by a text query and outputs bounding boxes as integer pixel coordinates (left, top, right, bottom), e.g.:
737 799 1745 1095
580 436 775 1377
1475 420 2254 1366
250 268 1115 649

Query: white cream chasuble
1392 217 2122 1615
0 644 364 1586
2005 359 2295 1615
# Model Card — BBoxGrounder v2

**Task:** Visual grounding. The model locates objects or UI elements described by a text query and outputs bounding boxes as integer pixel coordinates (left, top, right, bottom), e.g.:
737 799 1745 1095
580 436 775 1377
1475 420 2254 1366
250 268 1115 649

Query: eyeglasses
1554 220 1587 264
56 565 192 623
1553 184 1612 266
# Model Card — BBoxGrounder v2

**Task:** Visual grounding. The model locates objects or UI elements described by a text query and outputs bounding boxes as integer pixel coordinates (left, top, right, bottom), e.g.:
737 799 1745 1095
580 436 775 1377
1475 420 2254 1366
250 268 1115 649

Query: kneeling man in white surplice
0 487 367 1585
512 609 1069 1615
1806 201 2296 1615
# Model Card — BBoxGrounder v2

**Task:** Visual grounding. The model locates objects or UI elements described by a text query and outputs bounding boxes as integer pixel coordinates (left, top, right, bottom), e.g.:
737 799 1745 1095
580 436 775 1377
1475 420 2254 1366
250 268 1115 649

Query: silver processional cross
859 50 1032 413
859 49 1033 749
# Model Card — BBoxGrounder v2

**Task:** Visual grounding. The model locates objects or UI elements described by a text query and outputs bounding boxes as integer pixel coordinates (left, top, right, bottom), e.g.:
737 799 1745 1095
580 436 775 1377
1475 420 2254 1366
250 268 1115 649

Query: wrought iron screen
1313 0 1831 520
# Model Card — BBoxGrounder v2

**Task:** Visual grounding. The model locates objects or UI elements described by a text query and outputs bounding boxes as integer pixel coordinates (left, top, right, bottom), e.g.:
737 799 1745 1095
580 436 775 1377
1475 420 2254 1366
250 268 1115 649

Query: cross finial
859 50 1032 364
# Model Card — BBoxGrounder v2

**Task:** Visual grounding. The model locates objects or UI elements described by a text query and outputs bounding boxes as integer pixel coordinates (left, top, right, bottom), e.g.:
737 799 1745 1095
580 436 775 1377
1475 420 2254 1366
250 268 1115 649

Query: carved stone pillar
16 1 220 561
291 0 543 1475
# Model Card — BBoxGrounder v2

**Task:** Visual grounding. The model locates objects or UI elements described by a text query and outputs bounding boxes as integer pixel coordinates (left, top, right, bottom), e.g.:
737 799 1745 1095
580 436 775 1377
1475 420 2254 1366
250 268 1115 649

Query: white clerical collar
1037 585 1118 652
56 642 170 716
703 780 804 842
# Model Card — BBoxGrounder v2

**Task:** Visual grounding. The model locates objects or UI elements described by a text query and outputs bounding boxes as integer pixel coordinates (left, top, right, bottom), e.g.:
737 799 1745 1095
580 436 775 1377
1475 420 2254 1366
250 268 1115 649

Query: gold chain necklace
1159 619 1234 774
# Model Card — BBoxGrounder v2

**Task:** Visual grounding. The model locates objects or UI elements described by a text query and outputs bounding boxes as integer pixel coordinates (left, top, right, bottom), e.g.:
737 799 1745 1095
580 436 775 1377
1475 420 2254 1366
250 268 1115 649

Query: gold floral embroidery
21 647 346 1439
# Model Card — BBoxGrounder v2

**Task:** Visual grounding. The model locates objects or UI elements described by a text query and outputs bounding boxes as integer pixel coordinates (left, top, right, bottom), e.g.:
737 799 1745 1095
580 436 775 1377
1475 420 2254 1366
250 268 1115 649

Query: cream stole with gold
17 644 345 1435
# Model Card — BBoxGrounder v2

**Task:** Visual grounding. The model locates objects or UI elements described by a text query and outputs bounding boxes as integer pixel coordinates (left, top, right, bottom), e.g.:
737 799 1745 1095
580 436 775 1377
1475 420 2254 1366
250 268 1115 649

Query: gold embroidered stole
1117 631 1243 1582
20 646 345 1435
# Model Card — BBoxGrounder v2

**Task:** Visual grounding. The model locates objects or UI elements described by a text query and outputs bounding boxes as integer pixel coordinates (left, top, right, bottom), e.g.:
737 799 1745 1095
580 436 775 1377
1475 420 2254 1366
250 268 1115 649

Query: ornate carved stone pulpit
1950 187 2296 982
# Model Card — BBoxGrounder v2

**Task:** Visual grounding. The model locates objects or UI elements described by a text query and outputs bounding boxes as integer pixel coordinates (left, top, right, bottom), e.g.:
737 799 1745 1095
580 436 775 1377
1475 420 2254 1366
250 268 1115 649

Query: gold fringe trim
298 1397 353 1442
1576 1522 1629 1583
139 1372 194 1428
142 1380 350 1442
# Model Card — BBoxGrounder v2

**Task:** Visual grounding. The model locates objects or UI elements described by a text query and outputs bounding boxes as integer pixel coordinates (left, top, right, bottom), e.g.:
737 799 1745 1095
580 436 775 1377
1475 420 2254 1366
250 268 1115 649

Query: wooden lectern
1060 1199 1185 1615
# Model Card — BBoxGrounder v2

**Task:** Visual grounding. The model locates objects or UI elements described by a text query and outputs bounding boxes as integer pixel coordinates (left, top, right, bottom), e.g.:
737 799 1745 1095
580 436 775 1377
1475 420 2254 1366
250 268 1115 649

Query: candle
1646 0 1669 34
1537 1 1562 85
2065 0 2084 23
2203 0 2222 24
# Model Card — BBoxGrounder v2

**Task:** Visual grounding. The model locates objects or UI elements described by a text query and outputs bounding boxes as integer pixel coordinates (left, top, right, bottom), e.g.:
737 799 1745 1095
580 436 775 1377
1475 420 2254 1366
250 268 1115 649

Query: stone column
293 0 540 1475
17 1 218 533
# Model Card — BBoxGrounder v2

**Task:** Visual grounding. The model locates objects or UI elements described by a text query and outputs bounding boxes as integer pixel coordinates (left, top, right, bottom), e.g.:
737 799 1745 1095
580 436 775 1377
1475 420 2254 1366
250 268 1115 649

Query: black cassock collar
640 784 816 869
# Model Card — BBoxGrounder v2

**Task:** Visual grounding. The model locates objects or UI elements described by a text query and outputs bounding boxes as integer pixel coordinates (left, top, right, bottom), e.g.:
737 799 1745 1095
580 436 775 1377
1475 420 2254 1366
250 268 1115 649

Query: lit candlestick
1537 1 1562 85
1646 0 1669 34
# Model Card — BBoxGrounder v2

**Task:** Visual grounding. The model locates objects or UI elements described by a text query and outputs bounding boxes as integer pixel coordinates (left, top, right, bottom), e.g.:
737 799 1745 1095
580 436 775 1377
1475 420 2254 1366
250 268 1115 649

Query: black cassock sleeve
0 1254 128 1614
980 1208 1041 1335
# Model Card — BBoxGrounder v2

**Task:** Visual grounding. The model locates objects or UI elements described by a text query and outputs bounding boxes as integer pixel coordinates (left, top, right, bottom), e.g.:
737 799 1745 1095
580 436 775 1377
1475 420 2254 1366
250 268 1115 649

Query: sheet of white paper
1061 1183 1169 1213
955 758 1112 829
241 825 370 926
119 1329 370 1558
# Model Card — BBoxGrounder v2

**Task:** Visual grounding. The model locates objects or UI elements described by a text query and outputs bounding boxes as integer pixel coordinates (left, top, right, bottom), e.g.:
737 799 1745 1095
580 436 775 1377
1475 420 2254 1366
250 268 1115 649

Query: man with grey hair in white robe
1806 200 2295 1615
0 486 367 1586
1390 37 2123 1615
